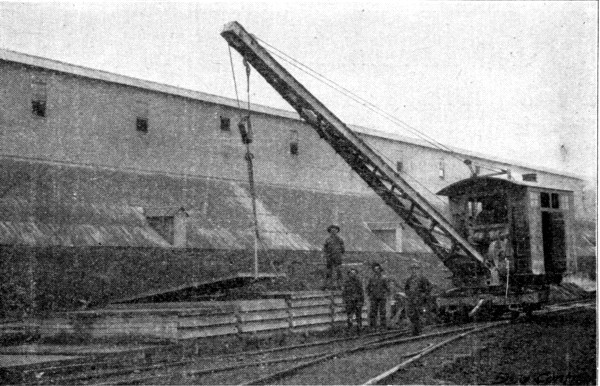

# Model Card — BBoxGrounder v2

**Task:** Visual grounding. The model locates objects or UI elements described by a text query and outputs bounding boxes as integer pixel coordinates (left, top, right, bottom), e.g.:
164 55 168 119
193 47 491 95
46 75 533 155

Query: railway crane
221 21 569 319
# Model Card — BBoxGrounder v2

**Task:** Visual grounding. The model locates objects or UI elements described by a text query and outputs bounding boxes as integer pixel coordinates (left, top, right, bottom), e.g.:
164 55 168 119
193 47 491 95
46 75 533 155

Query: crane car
221 21 572 320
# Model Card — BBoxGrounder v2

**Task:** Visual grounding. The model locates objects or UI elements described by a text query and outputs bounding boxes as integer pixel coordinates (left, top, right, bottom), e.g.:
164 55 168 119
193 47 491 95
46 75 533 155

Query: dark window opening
31 81 47 118
396 161 403 172
523 173 537 182
220 116 231 131
468 194 508 225
31 100 46 117
290 129 299 156
551 193 560 209
136 117 148 133
290 142 299 155
540 192 550 208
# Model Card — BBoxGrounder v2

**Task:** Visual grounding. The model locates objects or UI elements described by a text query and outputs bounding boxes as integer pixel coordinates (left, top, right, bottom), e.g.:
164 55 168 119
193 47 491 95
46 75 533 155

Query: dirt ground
391 308 597 385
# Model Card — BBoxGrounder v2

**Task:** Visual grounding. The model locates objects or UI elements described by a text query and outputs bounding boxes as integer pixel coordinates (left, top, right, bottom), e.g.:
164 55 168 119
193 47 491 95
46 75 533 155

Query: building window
396 161 403 172
290 130 299 155
551 193 560 209
135 101 149 133
540 192 550 208
145 207 188 247
523 173 537 182
31 81 47 118
136 117 148 133
367 222 403 252
220 116 231 131
438 160 445 180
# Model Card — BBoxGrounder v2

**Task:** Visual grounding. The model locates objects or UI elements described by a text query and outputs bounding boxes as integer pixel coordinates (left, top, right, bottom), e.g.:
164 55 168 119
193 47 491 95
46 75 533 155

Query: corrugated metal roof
0 201 171 247
0 158 397 251
0 157 590 255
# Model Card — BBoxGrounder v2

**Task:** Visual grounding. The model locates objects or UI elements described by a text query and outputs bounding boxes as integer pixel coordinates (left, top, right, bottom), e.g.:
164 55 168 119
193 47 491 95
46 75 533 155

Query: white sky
0 1 597 181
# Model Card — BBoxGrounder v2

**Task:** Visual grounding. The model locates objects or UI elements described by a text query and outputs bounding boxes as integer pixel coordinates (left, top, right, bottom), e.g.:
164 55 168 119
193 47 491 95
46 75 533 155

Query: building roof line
0 48 301 120
350 125 585 181
0 48 584 182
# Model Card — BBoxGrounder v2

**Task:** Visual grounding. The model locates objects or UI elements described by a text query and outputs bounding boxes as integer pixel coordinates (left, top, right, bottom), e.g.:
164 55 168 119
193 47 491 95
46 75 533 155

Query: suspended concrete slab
111 272 286 304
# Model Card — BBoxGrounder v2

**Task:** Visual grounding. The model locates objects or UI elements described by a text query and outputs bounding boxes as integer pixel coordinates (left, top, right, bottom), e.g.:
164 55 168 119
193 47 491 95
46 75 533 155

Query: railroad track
363 300 596 386
29 299 594 385
37 327 410 385
88 323 501 385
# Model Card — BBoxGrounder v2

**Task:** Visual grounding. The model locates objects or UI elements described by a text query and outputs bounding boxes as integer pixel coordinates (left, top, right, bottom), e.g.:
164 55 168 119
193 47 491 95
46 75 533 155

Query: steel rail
362 321 509 385
76 300 595 385
362 300 595 385
83 327 412 386
238 325 482 385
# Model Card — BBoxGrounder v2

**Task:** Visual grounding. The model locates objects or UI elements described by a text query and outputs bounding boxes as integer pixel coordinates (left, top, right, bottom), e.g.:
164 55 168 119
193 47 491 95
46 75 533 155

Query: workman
322 224 345 290
366 263 390 329
404 263 432 336
342 268 364 334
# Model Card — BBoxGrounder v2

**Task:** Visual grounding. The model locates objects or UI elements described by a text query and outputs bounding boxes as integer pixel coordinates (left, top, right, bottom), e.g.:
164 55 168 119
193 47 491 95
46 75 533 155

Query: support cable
257 37 505 174
227 45 243 116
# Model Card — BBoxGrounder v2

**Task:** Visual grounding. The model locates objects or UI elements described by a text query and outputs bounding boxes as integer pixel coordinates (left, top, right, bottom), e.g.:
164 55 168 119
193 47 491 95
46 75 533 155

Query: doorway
541 211 566 274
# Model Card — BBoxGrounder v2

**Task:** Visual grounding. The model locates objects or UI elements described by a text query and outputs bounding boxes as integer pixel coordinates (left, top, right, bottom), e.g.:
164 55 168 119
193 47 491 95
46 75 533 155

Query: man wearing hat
404 262 432 336
342 268 364 334
366 263 390 329
322 225 345 289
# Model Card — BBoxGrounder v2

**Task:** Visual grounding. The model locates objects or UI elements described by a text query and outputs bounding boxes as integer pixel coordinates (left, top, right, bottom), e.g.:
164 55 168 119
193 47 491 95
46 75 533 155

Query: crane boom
221 21 496 285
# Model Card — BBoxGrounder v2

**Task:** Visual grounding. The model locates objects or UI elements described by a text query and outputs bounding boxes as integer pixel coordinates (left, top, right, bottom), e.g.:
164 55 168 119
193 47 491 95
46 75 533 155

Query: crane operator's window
469 195 507 225
551 193 560 209
540 192 550 208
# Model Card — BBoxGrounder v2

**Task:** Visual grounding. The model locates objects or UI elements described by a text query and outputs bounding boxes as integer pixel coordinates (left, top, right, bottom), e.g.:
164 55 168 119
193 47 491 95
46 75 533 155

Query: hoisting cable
229 46 262 278
242 57 261 279
504 257 510 298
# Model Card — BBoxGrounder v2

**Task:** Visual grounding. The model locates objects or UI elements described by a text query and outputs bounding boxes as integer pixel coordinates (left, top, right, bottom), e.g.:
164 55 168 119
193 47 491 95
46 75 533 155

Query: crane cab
438 176 574 287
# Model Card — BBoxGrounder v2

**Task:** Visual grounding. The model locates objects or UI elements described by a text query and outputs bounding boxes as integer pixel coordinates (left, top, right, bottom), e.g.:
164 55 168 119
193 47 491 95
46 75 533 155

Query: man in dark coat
405 263 432 336
367 263 390 328
323 225 344 289
342 268 364 333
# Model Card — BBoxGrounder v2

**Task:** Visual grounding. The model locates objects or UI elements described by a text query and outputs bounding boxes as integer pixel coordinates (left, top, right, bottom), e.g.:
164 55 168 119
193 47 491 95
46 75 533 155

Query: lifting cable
256 36 506 175
229 45 262 278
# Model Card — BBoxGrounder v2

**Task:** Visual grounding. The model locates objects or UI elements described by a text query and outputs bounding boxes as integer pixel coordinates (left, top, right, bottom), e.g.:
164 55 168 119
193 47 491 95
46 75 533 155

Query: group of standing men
323 225 431 336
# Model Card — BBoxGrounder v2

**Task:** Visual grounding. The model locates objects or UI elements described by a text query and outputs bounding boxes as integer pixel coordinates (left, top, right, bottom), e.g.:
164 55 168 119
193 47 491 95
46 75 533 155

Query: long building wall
0 59 366 196
0 55 585 212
